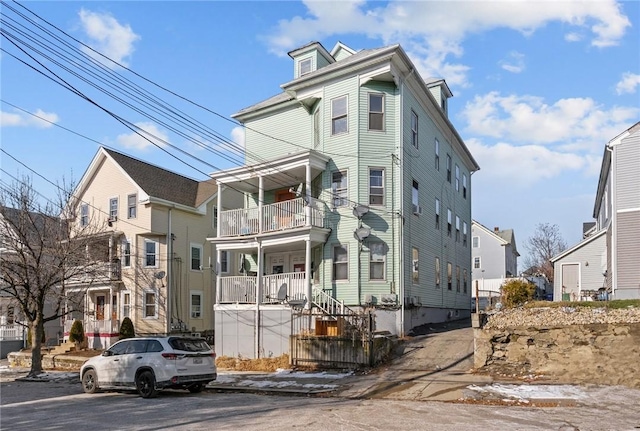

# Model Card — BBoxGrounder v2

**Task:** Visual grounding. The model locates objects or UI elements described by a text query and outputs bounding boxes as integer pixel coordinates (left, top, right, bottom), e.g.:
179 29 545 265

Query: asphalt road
3 377 640 431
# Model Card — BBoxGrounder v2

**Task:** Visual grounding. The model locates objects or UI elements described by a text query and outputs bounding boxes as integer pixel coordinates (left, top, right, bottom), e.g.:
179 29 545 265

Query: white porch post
305 163 312 226
305 239 312 310
215 183 223 304
258 176 264 233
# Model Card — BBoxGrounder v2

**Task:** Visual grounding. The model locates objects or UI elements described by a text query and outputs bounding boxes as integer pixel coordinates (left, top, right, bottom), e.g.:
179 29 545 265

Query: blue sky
1 1 639 268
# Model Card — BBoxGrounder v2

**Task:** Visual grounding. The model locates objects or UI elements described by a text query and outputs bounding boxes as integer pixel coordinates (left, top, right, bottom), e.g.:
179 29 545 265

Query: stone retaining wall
8 350 86 371
474 321 640 388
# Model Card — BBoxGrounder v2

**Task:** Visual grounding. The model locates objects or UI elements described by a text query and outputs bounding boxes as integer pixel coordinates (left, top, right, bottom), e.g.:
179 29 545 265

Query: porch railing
64 318 119 334
0 324 24 341
218 272 306 304
67 260 122 284
219 197 325 237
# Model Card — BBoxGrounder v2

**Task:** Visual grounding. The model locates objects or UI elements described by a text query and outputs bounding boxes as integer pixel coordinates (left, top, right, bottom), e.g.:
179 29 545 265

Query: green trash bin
562 293 570 301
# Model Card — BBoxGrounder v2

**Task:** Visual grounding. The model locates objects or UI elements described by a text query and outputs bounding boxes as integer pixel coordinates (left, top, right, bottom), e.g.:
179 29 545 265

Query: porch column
305 239 312 310
215 183 223 304
258 176 264 233
305 162 312 226
256 240 263 358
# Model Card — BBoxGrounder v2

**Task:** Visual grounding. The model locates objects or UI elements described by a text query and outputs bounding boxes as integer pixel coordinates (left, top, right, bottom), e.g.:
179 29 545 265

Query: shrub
69 320 85 344
119 317 135 340
501 279 536 308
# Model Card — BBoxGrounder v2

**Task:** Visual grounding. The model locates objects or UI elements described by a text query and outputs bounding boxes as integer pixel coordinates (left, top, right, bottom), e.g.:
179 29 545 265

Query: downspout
606 144 616 297
166 207 173 335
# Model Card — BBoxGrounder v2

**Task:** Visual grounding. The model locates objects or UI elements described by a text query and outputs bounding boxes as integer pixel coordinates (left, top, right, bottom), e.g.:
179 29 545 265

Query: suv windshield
168 337 211 352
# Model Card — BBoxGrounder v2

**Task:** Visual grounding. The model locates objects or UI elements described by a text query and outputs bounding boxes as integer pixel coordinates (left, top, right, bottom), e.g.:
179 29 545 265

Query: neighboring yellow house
63 147 241 349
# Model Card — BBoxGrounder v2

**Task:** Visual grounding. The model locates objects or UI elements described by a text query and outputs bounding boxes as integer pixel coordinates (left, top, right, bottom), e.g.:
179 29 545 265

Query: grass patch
216 354 291 372
522 299 640 309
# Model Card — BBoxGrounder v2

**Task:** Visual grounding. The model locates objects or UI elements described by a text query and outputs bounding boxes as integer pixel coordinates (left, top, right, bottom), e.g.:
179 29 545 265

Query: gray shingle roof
103 148 215 208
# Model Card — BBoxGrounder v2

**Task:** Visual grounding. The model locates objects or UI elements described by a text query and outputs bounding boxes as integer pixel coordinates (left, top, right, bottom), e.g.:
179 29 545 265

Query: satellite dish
155 271 166 279
352 204 369 219
354 226 371 242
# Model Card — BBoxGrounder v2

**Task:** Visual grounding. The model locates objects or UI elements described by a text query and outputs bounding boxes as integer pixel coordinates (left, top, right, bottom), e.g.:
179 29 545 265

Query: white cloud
460 92 639 151
0 109 58 128
264 0 630 88
78 9 140 67
615 72 640 95
467 138 586 187
116 122 168 151
499 51 525 74
230 126 246 153
565 32 583 42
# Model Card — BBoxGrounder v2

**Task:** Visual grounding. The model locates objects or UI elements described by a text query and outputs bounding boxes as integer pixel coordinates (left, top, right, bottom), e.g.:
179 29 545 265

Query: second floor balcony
219 197 325 238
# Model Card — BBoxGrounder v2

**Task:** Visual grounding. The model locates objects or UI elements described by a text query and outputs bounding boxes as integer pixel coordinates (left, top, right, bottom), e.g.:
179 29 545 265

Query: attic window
299 58 312 76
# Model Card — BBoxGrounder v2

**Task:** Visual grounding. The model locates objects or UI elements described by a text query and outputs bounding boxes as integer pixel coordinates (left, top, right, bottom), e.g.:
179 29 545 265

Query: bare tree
523 223 567 283
0 176 106 376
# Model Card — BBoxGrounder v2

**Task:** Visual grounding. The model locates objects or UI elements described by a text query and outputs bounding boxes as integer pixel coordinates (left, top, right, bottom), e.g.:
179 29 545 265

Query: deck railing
218 272 306 304
219 197 324 238
0 324 23 341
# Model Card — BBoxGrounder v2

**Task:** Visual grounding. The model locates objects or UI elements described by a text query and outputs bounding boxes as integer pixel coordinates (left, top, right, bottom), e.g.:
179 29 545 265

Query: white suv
80 336 217 398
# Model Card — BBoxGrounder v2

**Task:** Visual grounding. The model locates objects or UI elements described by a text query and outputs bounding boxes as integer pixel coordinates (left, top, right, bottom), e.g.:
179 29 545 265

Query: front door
96 295 105 320
112 295 118 320
562 264 580 301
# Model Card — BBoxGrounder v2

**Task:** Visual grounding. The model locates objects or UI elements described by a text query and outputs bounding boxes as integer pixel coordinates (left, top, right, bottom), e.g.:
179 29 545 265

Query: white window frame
220 250 229 274
447 209 452 237
474 257 481 269
109 197 118 220
127 193 137 219
435 198 440 229
144 239 158 268
446 154 452 183
435 257 441 289
456 265 461 292
463 222 468 246
122 291 131 319
369 242 386 281
411 110 418 148
212 206 218 230
191 243 203 271
333 244 349 281
80 203 89 227
455 216 461 242
143 289 158 319
434 138 439 170
299 57 312 76
472 236 480 248
369 168 384 206
412 180 419 214
190 290 203 319
331 95 348 135
455 165 460 192
368 93 384 131
332 170 348 208
447 262 453 291
412 247 419 284
122 239 131 267
462 174 467 199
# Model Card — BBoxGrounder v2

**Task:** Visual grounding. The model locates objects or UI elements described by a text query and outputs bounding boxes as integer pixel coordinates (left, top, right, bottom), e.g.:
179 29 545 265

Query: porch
219 197 325 238
218 272 307 304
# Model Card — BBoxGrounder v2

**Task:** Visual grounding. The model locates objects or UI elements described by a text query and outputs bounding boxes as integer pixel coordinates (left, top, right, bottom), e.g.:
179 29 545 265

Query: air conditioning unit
380 294 397 304
413 205 422 215
191 332 201 338
108 215 118 223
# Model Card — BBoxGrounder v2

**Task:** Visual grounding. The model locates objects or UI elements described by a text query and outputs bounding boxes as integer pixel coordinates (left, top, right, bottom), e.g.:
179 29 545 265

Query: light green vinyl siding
244 104 313 162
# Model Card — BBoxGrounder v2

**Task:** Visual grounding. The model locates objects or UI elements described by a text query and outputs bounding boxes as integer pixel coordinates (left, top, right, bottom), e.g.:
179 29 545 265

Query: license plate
193 358 202 364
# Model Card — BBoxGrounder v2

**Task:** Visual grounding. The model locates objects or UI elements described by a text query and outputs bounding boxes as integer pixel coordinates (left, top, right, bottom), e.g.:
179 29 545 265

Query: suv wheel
188 383 204 393
82 369 98 394
136 370 158 398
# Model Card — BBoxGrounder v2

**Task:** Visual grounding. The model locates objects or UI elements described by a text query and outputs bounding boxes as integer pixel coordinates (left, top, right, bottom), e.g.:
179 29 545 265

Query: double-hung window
144 290 157 318
145 240 157 267
447 262 452 290
446 154 452 183
80 203 89 227
369 168 384 205
463 269 468 293
191 290 203 318
472 236 479 248
435 257 441 289
109 198 118 220
331 96 348 135
447 209 452 237
463 222 468 246
333 245 348 281
435 198 440 229
462 174 467 199
122 239 131 267
455 165 460 192
434 138 440 170
412 181 420 214
369 242 385 280
127 194 137 219
369 94 384 131
220 250 228 274
411 111 418 148
456 266 461 292
474 257 481 269
455 216 461 242
332 171 348 208
299 58 312 76
122 292 130 318
412 247 419 284
191 244 202 271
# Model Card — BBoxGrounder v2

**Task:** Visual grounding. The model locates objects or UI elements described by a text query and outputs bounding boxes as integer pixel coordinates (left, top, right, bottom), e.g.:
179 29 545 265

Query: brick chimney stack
494 227 499 232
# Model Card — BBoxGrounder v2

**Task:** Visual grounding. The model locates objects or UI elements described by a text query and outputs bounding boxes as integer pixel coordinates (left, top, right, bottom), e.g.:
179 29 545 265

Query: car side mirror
102 350 113 357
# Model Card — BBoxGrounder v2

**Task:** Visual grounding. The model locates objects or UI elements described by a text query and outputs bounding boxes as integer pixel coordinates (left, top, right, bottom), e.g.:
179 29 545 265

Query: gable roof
550 228 606 263
74 147 217 211
472 220 520 256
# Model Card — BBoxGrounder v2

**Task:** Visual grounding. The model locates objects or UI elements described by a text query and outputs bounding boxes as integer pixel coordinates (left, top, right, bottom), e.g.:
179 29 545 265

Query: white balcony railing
64 318 119 334
0 324 24 341
219 197 325 237
218 272 306 304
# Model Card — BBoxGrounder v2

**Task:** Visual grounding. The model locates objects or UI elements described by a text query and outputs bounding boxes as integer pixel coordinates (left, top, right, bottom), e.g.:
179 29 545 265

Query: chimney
494 227 499 232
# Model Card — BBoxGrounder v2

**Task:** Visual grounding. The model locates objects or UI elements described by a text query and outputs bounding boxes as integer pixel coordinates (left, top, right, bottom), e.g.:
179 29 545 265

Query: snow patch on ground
468 384 590 401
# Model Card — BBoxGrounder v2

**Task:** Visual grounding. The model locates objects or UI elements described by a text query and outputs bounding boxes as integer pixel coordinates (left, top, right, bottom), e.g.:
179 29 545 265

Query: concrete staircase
49 341 76 355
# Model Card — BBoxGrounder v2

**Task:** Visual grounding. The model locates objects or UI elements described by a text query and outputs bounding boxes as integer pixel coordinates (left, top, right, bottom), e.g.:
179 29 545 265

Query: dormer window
299 58 312 76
